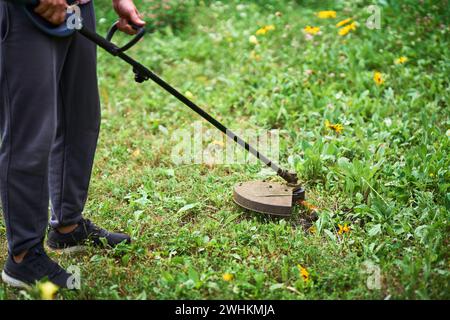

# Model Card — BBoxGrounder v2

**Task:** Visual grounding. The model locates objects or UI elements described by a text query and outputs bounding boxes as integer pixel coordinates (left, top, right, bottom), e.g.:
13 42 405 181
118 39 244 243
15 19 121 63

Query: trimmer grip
106 22 146 53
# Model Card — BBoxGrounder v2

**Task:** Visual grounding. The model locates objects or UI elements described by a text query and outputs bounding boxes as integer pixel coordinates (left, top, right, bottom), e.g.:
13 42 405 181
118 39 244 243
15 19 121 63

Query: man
0 0 145 288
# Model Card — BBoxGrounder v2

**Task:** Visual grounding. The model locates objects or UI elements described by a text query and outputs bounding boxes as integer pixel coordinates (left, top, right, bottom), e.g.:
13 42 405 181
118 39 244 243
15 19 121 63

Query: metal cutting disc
233 181 305 216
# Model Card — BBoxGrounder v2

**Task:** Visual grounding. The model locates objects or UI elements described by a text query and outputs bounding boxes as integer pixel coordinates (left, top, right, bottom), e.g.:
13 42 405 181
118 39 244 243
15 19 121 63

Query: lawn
0 0 449 299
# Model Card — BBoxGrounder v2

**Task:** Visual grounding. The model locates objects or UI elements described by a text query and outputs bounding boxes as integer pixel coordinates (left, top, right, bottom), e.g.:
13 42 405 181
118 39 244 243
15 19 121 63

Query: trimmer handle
106 22 146 53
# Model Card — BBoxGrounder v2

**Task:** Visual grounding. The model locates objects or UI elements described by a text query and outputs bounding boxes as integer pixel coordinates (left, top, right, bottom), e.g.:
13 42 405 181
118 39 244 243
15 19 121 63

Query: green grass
0 0 449 299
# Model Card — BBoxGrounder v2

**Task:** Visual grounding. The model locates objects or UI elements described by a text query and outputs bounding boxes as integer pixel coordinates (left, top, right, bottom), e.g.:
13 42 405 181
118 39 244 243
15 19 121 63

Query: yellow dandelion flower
249 35 259 45
304 26 321 35
336 18 352 27
308 225 317 234
338 223 351 235
222 273 234 281
334 124 344 134
297 265 310 282
395 56 408 64
325 120 344 134
316 10 336 19
256 25 276 36
373 71 384 85
38 281 59 300
338 27 350 36
256 28 268 36
338 22 357 36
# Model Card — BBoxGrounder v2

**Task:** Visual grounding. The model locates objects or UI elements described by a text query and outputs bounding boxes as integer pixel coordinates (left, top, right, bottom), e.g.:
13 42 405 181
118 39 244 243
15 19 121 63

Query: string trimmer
20 0 306 216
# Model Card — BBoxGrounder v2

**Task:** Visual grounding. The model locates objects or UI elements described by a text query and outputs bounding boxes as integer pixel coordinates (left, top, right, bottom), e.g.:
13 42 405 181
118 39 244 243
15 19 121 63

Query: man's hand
34 0 68 26
113 0 146 35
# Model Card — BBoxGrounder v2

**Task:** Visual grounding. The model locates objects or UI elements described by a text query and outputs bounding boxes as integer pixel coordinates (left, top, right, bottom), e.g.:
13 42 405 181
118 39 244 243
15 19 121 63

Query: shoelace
82 219 108 237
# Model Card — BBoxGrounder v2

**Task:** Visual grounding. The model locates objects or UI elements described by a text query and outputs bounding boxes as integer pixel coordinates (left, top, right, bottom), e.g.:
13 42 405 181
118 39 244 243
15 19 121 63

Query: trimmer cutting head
233 181 305 216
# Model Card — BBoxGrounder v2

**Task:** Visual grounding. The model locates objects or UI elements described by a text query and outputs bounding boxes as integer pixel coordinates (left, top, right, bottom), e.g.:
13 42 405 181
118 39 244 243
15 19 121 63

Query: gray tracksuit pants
0 1 100 256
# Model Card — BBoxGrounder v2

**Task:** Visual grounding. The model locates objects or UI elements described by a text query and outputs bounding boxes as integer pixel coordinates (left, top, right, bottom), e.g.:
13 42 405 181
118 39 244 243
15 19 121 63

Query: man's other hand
113 0 146 35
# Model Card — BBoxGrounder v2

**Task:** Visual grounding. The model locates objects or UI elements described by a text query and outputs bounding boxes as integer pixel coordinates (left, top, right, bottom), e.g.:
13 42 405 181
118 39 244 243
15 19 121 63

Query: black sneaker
1 243 71 289
47 218 131 252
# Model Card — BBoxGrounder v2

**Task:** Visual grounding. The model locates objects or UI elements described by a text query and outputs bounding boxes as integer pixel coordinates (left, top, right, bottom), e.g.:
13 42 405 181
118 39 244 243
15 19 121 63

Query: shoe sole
1 270 31 289
47 245 87 254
